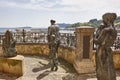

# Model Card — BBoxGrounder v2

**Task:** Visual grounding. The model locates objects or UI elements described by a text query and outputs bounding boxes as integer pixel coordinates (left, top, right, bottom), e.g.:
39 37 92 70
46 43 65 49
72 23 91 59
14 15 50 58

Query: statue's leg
96 47 116 80
106 48 116 80
54 55 58 71
96 47 103 80
54 65 58 71
50 59 54 71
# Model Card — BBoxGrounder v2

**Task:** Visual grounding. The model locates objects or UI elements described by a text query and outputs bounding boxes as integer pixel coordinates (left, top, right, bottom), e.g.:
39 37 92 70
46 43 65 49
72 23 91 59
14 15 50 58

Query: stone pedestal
0 55 24 77
74 26 95 74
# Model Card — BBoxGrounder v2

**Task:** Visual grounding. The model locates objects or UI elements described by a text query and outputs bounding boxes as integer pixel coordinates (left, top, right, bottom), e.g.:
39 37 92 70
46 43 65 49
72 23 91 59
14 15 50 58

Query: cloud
0 0 62 11
0 0 120 12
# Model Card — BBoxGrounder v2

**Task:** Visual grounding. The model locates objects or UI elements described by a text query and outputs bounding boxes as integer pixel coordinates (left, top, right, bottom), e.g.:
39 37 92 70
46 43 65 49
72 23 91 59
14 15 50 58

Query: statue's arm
47 27 51 42
94 25 107 45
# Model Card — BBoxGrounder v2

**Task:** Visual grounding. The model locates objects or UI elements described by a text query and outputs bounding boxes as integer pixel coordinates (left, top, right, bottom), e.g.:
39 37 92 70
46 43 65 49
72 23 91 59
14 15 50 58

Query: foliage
67 23 80 28
115 22 120 28
67 16 120 28
57 23 71 28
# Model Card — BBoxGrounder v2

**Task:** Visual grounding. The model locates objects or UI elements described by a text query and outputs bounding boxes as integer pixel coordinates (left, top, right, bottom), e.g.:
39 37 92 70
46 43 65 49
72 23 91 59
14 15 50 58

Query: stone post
73 26 95 74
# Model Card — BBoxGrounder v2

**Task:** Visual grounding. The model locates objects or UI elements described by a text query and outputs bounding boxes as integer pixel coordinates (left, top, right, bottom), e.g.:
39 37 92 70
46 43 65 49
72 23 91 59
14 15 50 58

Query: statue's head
4 29 13 46
5 29 12 37
102 13 117 25
50 19 56 25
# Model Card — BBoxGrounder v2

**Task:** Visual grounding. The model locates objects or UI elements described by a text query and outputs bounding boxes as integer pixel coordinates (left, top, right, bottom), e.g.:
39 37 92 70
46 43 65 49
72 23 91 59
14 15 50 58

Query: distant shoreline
0 27 75 34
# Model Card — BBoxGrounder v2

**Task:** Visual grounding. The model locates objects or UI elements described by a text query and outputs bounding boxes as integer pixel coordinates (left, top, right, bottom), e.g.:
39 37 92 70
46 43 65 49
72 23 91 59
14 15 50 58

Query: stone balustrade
0 31 76 48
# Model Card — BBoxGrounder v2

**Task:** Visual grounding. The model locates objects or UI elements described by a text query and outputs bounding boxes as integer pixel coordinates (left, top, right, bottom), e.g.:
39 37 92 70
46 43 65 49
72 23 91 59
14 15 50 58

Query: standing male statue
94 13 117 80
2 30 17 57
47 20 60 71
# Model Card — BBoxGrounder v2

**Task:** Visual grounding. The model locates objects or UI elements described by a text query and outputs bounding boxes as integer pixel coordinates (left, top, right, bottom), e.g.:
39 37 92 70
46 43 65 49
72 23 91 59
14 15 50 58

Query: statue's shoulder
48 26 52 30
54 25 59 30
48 26 51 29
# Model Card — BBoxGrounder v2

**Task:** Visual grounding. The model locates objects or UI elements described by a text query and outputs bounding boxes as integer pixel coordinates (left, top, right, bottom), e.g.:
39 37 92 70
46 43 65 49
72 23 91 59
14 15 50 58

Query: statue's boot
51 66 54 71
55 66 58 71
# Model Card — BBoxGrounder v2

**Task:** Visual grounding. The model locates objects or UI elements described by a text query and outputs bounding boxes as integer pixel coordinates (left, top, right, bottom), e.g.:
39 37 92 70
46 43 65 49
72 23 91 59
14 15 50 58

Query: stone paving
0 55 120 80
86 77 120 80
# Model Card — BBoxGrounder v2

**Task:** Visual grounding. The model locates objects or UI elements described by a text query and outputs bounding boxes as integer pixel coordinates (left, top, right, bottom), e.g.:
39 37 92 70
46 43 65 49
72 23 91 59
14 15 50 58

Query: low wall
58 45 76 64
92 50 120 69
0 43 76 64
0 44 120 69
16 43 50 56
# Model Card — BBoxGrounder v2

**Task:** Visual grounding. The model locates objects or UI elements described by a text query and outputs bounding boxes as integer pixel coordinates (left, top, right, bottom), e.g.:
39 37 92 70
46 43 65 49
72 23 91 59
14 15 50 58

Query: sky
0 0 120 28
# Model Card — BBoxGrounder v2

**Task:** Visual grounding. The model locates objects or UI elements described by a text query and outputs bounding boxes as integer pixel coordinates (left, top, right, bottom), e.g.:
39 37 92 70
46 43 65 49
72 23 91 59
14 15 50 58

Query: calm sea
0 28 74 34
0 28 16 33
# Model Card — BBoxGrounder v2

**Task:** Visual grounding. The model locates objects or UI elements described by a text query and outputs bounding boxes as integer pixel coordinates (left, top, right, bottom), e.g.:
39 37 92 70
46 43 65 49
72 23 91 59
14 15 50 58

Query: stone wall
58 45 76 64
113 51 120 69
0 45 2 56
0 44 76 64
16 43 49 56
92 50 120 69
0 44 120 69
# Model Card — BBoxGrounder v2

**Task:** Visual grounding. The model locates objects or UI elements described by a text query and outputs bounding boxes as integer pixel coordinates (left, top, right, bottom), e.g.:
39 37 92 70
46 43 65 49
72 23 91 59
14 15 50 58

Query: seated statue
2 30 17 57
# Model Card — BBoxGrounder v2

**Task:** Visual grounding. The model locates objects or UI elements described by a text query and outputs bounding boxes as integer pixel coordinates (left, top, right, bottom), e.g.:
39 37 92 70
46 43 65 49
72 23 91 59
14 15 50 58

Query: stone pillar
73 26 95 74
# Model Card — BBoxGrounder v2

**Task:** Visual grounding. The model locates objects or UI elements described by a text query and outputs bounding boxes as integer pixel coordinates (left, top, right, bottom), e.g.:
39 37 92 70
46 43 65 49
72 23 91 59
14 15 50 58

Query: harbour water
0 28 16 33
0 28 75 34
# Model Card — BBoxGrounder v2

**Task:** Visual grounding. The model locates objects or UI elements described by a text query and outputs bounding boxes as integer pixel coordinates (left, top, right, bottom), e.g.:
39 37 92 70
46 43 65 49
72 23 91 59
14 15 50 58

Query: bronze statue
94 13 117 80
47 20 60 71
2 30 17 57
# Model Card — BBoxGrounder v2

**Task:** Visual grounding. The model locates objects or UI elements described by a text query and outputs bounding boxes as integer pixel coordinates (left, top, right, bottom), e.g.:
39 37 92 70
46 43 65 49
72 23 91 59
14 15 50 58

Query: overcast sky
0 0 120 28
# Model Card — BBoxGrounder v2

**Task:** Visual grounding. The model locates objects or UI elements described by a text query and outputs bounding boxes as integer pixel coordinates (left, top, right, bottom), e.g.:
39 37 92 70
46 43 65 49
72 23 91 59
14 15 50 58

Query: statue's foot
55 66 58 71
51 67 54 71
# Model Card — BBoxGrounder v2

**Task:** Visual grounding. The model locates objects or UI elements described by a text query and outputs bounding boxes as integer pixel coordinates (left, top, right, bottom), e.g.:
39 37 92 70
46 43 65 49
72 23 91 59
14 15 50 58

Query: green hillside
67 16 120 28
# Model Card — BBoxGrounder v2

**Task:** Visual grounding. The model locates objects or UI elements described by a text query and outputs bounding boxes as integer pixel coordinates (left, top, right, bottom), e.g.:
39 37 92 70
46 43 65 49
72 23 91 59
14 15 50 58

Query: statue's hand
94 39 98 44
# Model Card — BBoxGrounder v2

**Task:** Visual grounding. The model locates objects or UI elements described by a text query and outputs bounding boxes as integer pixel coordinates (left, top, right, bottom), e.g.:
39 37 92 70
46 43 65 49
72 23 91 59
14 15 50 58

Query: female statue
94 13 117 80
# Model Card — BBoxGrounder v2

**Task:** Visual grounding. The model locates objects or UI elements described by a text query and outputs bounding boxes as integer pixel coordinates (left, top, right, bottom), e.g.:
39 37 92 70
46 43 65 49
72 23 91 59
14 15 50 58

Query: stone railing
0 31 76 47
1 31 120 50
113 34 120 50
14 31 47 43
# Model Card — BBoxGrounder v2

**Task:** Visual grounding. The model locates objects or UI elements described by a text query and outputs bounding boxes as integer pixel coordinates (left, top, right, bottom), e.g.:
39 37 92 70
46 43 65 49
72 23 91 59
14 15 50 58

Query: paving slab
87 77 120 80
0 55 120 80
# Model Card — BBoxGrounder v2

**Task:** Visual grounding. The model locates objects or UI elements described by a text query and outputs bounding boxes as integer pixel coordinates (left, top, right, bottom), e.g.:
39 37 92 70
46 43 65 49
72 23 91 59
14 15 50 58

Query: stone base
73 59 95 74
0 55 24 77
86 77 120 80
